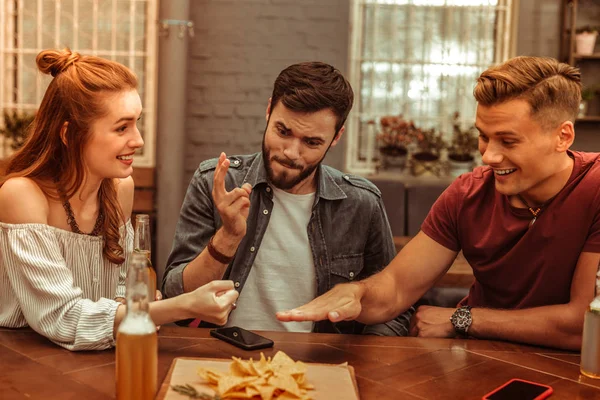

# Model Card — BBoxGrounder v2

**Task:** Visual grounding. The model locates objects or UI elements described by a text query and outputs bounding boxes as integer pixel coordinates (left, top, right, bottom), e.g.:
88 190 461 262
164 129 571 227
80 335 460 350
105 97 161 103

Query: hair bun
36 49 81 77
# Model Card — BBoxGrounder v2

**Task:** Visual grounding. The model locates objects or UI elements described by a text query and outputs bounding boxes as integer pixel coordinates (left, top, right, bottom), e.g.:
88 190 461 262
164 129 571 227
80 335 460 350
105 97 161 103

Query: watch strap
207 235 234 264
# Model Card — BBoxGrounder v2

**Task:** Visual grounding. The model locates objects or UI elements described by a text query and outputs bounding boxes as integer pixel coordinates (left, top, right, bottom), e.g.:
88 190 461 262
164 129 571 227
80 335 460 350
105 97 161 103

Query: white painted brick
257 5 306 20
235 76 270 91
193 58 250 74
245 117 267 136
203 86 245 104
243 88 271 104
185 0 350 173
188 116 247 134
192 4 260 21
200 44 271 59
188 72 239 89
270 0 326 4
235 103 267 117
188 87 205 103
303 5 345 21
196 0 270 4
302 22 344 39
213 103 237 117
188 102 213 117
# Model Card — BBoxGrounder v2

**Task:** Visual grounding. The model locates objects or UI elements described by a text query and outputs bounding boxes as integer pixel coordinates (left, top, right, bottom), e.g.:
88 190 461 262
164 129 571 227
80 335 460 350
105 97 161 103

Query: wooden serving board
157 357 360 400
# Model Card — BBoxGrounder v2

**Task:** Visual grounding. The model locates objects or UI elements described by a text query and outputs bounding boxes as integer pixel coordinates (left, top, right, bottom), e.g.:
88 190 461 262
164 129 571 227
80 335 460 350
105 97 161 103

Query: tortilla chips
197 351 315 400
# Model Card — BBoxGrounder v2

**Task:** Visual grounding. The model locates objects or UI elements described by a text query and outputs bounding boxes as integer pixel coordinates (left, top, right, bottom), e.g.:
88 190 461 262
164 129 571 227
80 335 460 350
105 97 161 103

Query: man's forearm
469 304 584 350
182 229 242 293
182 250 229 292
356 269 412 325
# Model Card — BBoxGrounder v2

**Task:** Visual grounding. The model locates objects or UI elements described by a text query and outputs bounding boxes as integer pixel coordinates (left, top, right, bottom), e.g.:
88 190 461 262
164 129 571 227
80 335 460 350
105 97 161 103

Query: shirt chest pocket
329 254 364 287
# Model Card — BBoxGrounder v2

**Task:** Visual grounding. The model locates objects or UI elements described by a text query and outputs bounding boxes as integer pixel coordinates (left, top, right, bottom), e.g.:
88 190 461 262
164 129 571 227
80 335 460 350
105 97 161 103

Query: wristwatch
450 305 472 335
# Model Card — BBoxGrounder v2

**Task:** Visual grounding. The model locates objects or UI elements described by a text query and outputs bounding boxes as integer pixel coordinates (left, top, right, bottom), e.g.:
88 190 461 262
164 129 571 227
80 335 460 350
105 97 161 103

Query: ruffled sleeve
0 224 121 351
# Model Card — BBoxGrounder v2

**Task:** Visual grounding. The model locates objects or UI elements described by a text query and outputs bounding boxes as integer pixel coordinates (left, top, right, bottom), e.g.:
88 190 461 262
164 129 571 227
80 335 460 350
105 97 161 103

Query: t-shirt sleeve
420 178 464 252
583 189 600 253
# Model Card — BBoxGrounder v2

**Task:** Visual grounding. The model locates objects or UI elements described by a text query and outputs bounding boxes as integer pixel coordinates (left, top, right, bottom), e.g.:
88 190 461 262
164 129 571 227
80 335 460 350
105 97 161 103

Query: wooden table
1 326 599 399
394 236 475 288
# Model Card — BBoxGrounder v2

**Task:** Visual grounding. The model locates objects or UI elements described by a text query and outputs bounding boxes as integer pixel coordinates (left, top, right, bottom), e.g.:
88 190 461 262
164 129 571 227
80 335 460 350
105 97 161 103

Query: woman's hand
185 280 239 326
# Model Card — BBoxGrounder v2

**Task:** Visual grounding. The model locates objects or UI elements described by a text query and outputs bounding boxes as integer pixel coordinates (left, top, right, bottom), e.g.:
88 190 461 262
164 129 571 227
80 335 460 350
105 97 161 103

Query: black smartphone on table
482 378 553 400
210 326 274 351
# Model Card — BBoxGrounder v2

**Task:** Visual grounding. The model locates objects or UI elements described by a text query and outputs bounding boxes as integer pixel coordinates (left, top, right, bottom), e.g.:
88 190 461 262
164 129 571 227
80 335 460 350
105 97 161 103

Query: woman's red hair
0 48 138 264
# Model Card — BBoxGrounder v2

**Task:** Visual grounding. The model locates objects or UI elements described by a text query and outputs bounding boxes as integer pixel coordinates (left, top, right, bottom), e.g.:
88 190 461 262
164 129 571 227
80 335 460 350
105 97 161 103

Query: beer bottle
581 267 600 379
134 214 156 302
116 252 158 400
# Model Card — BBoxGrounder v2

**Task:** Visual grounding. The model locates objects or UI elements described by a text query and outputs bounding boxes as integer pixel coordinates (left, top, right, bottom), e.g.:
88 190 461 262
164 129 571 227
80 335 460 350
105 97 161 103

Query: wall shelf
574 54 600 60
576 116 600 122
561 0 600 133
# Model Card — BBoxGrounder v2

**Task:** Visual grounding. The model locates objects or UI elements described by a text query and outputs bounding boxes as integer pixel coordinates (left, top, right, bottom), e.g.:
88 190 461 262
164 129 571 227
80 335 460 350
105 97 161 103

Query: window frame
345 0 518 175
0 0 158 167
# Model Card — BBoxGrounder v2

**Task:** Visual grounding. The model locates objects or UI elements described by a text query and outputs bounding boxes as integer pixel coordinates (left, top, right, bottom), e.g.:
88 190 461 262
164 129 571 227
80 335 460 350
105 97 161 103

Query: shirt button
266 187 271 192
250 246 255 252
343 175 349 180
349 272 355 279
233 160 240 165
263 209 269 215
234 281 240 288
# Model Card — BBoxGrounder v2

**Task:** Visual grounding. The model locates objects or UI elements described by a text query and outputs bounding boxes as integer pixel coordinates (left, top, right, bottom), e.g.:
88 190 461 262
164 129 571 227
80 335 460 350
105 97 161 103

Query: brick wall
185 0 350 182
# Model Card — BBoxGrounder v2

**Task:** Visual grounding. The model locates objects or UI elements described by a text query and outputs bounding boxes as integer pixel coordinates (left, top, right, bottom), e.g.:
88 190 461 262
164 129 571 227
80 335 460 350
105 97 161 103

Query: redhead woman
0 49 238 351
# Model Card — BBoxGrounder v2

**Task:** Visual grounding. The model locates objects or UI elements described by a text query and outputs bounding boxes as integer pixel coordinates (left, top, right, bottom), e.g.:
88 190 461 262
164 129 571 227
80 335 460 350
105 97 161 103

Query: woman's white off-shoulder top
0 221 133 350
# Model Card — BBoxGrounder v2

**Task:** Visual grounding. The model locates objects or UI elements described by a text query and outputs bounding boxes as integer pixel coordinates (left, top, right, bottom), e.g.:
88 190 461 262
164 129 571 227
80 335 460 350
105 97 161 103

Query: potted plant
411 126 446 177
580 86 597 117
447 112 479 177
374 115 417 170
575 26 598 55
0 110 35 156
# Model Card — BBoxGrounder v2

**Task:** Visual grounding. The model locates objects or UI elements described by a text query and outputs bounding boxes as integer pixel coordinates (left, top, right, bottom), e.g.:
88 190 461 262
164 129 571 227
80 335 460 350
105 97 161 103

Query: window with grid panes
346 0 515 174
0 0 158 166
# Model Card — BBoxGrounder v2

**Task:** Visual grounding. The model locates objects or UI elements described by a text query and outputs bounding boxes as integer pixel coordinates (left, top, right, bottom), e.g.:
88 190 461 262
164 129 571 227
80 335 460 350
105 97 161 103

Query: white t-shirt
226 186 316 332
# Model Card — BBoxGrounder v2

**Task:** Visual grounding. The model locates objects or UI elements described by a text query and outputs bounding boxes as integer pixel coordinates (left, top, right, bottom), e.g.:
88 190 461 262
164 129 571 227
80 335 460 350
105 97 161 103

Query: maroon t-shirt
422 150 600 309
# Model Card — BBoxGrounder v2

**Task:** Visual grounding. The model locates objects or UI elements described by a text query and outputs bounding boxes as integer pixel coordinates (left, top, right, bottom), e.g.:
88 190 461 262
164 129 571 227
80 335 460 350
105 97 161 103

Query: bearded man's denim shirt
162 152 412 336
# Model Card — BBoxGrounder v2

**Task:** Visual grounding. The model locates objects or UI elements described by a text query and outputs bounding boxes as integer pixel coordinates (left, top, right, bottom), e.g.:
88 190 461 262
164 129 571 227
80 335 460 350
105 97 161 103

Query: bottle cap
590 298 600 312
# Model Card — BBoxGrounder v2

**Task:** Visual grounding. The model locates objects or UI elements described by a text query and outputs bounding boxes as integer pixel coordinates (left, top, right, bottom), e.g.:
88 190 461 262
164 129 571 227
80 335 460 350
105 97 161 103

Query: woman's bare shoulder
115 176 134 222
0 177 50 224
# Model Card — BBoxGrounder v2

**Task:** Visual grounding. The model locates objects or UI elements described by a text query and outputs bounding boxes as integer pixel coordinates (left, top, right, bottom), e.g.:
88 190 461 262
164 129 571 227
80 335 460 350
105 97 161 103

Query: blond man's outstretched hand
276 282 365 323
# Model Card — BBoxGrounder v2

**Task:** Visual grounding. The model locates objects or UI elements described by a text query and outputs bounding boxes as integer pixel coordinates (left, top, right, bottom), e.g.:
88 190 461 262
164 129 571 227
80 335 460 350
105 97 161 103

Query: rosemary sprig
170 384 221 399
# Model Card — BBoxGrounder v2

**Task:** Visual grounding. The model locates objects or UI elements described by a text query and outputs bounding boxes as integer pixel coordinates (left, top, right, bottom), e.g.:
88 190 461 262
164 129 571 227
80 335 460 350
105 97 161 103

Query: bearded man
162 62 412 336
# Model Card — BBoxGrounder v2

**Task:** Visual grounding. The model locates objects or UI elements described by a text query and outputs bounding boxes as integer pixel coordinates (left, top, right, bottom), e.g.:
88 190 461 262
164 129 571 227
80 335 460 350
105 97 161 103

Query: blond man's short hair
474 56 581 129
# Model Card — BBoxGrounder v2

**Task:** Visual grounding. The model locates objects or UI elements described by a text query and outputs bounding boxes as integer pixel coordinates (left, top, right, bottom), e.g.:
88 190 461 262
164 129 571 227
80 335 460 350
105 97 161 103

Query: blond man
278 56 599 351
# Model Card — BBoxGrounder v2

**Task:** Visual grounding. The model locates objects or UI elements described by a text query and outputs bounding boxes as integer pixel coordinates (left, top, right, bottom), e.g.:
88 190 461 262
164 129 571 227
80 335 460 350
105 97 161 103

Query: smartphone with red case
482 379 553 400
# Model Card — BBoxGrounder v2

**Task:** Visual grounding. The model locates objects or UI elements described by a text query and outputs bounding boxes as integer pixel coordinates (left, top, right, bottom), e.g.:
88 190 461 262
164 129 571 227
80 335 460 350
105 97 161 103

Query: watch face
452 308 472 332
